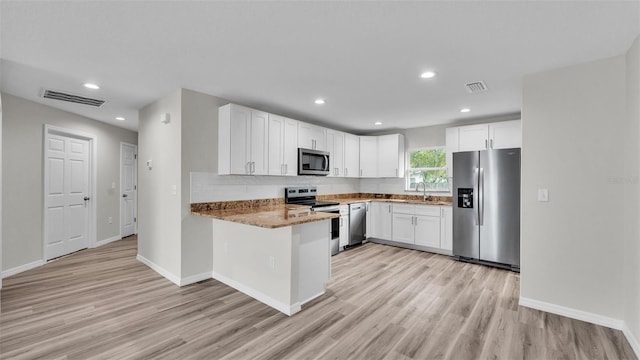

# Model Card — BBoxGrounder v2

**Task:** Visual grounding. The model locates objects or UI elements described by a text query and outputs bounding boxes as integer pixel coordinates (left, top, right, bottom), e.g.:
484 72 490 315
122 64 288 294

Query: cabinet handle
490 139 494 148
360 169 363 177
340 217 343 227
345 168 348 177
485 139 488 149
285 164 288 174
252 162 256 174
246 162 251 174
395 168 398 177
388 204 392 213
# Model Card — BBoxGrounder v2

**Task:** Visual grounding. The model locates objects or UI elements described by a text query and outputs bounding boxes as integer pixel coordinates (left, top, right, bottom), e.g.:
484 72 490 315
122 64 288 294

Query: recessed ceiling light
420 71 436 79
374 121 382 126
460 108 471 113
83 83 100 90
314 99 325 105
115 116 125 121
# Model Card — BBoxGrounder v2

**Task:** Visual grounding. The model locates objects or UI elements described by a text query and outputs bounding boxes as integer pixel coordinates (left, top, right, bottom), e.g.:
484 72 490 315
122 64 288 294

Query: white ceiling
1 1 638 133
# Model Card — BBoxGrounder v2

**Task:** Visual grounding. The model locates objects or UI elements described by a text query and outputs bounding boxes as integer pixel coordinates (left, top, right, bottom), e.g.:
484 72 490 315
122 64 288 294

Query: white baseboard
519 297 624 330
212 271 301 316
180 272 211 286
300 290 326 306
136 254 181 287
2 259 46 279
622 323 640 359
95 235 121 248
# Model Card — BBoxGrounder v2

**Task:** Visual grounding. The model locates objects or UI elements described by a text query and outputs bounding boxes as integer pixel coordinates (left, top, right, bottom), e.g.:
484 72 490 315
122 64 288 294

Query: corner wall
624 34 640 353
1 93 137 272
137 89 182 279
520 56 626 323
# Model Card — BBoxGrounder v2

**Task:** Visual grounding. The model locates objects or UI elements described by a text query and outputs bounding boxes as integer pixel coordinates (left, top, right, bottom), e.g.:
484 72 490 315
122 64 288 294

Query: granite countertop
192 204 339 229
328 197 452 206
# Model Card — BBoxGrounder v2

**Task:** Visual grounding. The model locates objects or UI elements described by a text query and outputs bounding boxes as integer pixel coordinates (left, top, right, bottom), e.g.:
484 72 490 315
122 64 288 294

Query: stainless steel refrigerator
452 149 521 271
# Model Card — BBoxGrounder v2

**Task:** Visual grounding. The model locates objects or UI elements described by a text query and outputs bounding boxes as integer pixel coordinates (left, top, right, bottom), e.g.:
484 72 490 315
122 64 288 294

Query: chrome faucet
416 181 430 201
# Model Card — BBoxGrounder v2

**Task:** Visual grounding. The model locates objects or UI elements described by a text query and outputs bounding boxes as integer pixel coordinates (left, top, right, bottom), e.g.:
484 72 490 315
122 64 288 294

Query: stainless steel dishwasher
348 203 366 246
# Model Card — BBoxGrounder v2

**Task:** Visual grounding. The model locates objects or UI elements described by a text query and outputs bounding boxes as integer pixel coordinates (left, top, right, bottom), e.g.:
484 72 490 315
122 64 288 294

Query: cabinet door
339 215 349 248
370 202 392 239
283 118 298 176
250 110 269 175
440 207 453 251
229 105 251 175
415 215 440 248
489 120 521 149
392 213 415 244
268 114 285 176
458 124 489 152
344 134 360 178
359 136 378 177
298 122 326 150
326 130 345 177
445 127 459 179
377 134 404 178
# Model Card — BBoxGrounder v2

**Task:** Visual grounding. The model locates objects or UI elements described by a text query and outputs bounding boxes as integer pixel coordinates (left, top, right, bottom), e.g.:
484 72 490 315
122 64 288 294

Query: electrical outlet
269 256 276 269
108 217 113 224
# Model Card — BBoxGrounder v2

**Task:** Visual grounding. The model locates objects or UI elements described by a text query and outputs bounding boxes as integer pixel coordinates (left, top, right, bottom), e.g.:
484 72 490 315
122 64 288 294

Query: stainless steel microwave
298 148 330 176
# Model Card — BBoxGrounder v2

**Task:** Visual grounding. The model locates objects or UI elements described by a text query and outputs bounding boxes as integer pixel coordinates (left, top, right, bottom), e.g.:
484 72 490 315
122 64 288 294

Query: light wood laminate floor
1 236 636 360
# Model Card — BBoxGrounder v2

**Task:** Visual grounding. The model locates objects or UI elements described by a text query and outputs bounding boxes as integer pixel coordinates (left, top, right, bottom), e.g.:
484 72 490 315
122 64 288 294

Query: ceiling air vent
41 89 106 107
465 81 488 93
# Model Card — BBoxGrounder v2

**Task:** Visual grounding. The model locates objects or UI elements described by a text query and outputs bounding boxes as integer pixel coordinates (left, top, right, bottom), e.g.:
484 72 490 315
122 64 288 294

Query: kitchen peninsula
192 201 338 316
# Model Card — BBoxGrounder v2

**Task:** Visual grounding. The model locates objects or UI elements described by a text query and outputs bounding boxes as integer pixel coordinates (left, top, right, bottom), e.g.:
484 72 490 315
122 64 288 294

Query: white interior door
45 134 90 260
121 143 137 237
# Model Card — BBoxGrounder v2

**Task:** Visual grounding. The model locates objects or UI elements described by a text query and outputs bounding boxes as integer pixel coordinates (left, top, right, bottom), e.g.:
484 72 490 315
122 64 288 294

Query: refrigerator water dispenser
458 188 473 208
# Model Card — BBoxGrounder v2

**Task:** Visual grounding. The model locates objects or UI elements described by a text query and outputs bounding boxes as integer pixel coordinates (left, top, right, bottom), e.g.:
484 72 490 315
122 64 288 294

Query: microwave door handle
325 155 329 171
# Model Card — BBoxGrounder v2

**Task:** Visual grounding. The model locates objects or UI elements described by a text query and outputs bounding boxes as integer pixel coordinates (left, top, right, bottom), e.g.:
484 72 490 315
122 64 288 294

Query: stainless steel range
285 186 340 255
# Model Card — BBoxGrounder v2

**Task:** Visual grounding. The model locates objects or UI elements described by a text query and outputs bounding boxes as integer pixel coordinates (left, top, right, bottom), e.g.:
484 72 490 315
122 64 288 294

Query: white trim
136 254 181 287
622 323 640 359
212 271 301 316
180 272 211 286
95 235 122 248
299 290 326 306
120 142 138 237
43 125 97 260
519 296 624 330
2 259 46 279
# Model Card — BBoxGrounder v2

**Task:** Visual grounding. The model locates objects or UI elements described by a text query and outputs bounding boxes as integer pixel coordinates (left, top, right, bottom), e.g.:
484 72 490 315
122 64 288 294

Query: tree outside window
406 148 449 191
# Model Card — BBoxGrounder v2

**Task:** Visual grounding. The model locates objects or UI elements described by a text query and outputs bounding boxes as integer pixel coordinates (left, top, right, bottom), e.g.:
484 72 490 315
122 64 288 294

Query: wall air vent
465 81 488 93
41 89 106 107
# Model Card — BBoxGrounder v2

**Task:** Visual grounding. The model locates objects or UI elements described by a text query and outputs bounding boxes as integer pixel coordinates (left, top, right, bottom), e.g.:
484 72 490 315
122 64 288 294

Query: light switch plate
538 188 549 202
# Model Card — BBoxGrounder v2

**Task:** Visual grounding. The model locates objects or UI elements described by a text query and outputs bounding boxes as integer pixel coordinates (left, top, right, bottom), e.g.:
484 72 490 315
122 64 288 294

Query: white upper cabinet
344 133 359 178
489 120 521 149
377 134 405 178
218 104 269 175
445 127 459 179
298 122 326 151
359 136 378 178
268 114 298 176
326 129 345 177
451 120 522 153
458 124 490 151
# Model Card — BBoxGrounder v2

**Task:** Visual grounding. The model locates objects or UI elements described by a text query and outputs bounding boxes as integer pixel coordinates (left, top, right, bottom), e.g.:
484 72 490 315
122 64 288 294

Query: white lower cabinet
369 202 392 240
339 205 349 248
392 203 440 247
440 206 453 251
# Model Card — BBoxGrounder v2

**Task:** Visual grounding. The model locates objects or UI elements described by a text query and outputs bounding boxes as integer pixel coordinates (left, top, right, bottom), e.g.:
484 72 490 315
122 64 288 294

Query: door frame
43 125 97 261
120 142 138 236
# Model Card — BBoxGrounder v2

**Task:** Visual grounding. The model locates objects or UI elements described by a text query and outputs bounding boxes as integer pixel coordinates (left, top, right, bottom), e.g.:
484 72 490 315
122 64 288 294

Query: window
406 147 449 192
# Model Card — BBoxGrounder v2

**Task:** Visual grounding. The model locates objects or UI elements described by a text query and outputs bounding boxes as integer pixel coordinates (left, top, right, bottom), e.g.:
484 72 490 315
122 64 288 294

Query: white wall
191 172 359 203
520 56 626 321
1 93 137 271
180 89 227 279
138 89 182 278
624 34 640 351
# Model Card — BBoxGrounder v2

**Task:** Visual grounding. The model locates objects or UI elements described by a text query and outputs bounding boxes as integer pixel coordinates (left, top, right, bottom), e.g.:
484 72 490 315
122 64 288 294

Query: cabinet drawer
414 205 441 217
392 203 414 214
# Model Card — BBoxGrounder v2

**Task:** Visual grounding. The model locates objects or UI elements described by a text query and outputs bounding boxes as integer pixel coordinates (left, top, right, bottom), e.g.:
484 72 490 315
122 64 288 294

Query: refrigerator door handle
479 167 485 226
474 167 479 225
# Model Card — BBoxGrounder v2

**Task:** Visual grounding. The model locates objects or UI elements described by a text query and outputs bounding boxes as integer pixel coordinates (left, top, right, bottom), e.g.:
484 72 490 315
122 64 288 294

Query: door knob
84 196 90 201
122 194 128 198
